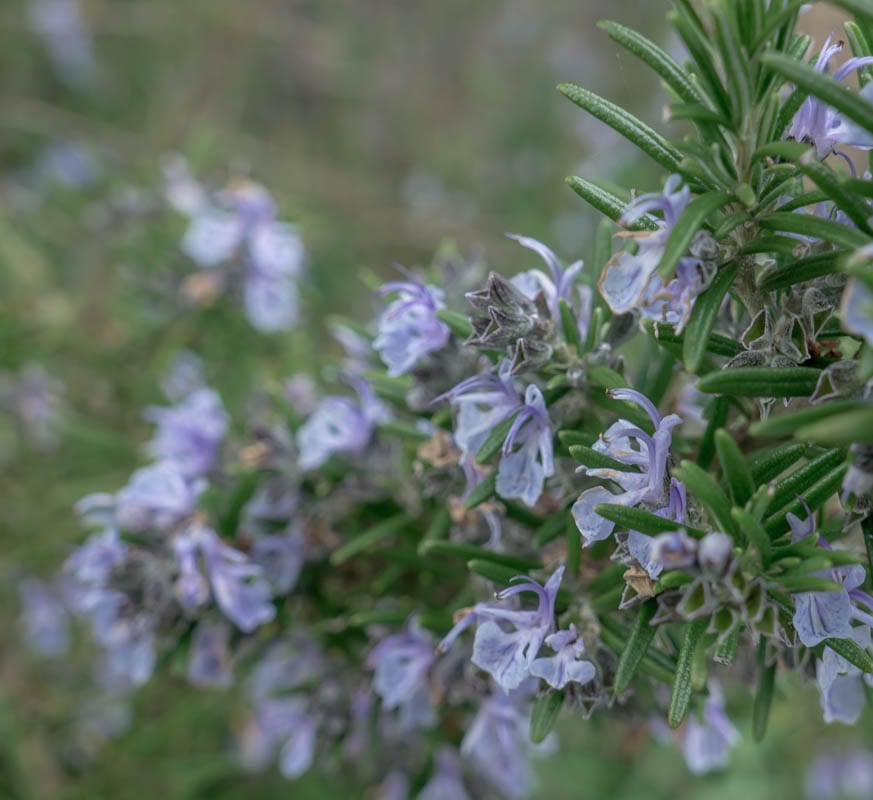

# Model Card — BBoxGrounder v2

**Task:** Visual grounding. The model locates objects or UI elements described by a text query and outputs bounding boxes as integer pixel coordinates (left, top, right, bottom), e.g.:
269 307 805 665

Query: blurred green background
0 1 869 798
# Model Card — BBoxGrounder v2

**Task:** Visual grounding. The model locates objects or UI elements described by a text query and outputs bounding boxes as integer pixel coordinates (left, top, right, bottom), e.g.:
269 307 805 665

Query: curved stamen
606 388 662 427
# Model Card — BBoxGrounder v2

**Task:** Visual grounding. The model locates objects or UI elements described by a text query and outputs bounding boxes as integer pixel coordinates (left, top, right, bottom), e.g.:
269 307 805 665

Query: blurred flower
367 621 436 731
187 620 233 688
806 749 873 799
681 685 740 775
461 689 555 800
788 36 873 159
145 387 229 477
418 747 470 800
599 176 717 331
1 363 65 450
251 527 305 595
18 577 70 657
573 388 684 546
374 275 450 376
240 696 317 779
27 0 98 88
377 771 410 800
296 378 390 470
159 350 205 402
113 461 205 533
174 524 276 633
172 171 305 333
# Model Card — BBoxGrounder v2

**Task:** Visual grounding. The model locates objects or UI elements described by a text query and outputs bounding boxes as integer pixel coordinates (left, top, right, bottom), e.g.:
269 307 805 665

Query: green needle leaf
716 429 755 507
669 618 708 729
614 600 659 693
696 366 821 397
682 263 739 373
530 690 565 744
558 83 683 171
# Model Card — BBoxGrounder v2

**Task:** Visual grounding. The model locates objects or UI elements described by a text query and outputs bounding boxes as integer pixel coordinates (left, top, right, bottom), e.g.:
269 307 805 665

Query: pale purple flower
681 685 740 775
697 532 734 575
418 747 471 800
18 578 70 657
145 388 228 477
367 622 436 731
817 626 873 724
789 507 871 647
374 276 450 376
842 276 873 347
805 750 873 799
461 689 555 800
114 461 204 533
572 388 683 546
295 378 390 470
496 384 554 507
187 621 233 689
599 176 715 331
529 623 596 689
788 36 873 159
440 567 564 691
506 233 591 332
438 359 521 458
624 484 690 579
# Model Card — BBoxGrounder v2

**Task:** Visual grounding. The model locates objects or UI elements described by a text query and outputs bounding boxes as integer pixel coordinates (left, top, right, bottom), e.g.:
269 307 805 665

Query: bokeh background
1 1 870 798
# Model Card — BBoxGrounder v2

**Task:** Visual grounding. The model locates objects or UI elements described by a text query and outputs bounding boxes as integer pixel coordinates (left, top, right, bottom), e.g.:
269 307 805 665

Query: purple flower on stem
599 176 715 331
295 378 390 470
572 388 683 546
817 626 873 725
439 567 564 691
789 507 871 647
506 234 590 332
374 274 451 376
496 385 554 507
145 387 228 477
367 621 436 731
437 359 520 458
788 35 873 159
529 623 596 690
